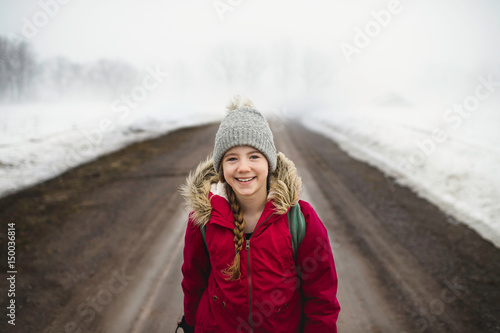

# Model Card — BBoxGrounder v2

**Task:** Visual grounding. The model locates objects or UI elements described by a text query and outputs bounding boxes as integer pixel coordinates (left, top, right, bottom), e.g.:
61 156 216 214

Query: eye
250 155 260 159
226 157 237 162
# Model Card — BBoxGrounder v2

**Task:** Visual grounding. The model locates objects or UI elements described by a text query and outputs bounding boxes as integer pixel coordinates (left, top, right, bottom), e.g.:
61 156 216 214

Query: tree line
0 35 139 103
1 35 337 104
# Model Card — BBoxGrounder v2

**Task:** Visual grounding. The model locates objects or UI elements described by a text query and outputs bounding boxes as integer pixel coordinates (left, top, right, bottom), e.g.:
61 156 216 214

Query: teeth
237 177 255 182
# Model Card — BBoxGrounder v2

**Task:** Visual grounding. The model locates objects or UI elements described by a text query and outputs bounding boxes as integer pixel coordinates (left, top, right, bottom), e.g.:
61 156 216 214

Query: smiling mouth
235 177 256 182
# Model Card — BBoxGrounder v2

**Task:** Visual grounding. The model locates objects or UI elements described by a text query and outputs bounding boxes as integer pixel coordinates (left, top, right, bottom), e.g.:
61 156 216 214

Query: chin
234 189 255 196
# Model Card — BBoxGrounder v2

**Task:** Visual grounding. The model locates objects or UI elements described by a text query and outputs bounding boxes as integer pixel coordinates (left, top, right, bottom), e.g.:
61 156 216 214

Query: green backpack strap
288 202 306 259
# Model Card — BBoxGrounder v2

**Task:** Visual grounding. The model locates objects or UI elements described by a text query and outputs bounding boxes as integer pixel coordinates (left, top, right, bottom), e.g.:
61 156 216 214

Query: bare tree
0 36 37 101
15 41 36 100
0 36 10 100
86 59 139 98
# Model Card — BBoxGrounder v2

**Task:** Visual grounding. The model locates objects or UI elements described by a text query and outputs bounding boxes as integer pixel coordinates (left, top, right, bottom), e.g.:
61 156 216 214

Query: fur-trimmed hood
180 152 302 227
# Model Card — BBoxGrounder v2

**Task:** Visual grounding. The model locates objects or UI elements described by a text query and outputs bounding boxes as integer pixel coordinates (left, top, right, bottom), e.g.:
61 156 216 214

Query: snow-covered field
300 85 500 248
0 101 221 198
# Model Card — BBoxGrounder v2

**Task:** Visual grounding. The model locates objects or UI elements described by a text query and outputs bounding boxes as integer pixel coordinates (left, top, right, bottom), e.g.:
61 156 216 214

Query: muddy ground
0 122 499 333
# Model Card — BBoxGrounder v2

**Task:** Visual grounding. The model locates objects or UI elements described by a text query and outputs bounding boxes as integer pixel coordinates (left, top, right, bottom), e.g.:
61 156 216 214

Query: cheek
222 164 233 181
223 171 230 183
258 163 269 178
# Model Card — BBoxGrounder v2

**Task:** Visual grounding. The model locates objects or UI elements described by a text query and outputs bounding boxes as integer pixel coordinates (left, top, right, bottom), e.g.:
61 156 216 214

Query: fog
1 0 498 110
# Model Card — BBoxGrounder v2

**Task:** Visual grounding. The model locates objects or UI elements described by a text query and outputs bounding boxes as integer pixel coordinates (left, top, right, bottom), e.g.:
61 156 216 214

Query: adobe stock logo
21 0 72 39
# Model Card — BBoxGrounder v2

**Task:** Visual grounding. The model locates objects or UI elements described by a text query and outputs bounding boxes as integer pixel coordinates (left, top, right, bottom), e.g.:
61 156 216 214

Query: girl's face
222 146 269 201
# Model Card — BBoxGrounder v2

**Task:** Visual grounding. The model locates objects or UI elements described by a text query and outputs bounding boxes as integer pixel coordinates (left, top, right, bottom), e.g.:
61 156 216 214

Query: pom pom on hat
226 95 255 112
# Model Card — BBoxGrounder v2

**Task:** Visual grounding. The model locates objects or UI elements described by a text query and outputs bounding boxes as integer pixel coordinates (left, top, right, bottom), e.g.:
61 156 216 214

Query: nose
237 159 251 173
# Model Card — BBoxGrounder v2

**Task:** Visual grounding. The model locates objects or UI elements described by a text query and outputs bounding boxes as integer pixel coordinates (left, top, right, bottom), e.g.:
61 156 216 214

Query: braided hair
224 185 246 280
218 171 246 280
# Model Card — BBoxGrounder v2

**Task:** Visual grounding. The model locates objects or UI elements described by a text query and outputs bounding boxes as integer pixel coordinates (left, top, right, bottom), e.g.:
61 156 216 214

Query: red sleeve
296 201 341 333
181 214 211 326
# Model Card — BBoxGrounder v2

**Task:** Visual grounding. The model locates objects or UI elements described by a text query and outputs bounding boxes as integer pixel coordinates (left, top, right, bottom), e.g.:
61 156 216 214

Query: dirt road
1 122 499 333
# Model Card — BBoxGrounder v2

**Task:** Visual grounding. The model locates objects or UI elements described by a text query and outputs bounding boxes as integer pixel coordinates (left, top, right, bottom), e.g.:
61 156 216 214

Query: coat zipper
246 213 275 332
246 238 252 332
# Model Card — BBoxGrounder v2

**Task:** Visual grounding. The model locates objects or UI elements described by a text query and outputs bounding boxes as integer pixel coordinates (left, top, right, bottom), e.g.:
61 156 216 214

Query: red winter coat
180 153 340 333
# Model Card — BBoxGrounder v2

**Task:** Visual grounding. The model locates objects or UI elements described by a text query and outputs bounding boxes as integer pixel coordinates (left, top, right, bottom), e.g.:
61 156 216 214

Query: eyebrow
224 150 262 158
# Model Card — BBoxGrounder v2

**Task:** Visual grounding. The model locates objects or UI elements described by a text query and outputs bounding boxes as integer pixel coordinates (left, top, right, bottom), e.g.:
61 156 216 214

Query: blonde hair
218 170 246 280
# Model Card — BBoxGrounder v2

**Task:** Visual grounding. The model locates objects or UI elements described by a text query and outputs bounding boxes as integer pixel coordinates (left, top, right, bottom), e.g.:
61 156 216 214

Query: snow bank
301 97 500 248
0 102 221 198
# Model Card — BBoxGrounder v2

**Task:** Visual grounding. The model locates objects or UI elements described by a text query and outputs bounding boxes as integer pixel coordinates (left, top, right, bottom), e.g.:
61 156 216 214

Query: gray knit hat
213 97 277 173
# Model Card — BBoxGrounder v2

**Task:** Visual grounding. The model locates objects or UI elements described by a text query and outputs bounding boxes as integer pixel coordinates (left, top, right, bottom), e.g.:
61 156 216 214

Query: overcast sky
0 0 498 66
1 0 499 109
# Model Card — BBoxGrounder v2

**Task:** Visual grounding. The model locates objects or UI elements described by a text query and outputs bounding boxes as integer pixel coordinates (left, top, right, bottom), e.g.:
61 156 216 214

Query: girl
178 96 340 333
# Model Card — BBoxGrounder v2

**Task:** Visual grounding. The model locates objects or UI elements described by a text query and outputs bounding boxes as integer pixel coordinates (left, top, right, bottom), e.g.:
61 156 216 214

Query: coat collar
180 152 302 227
